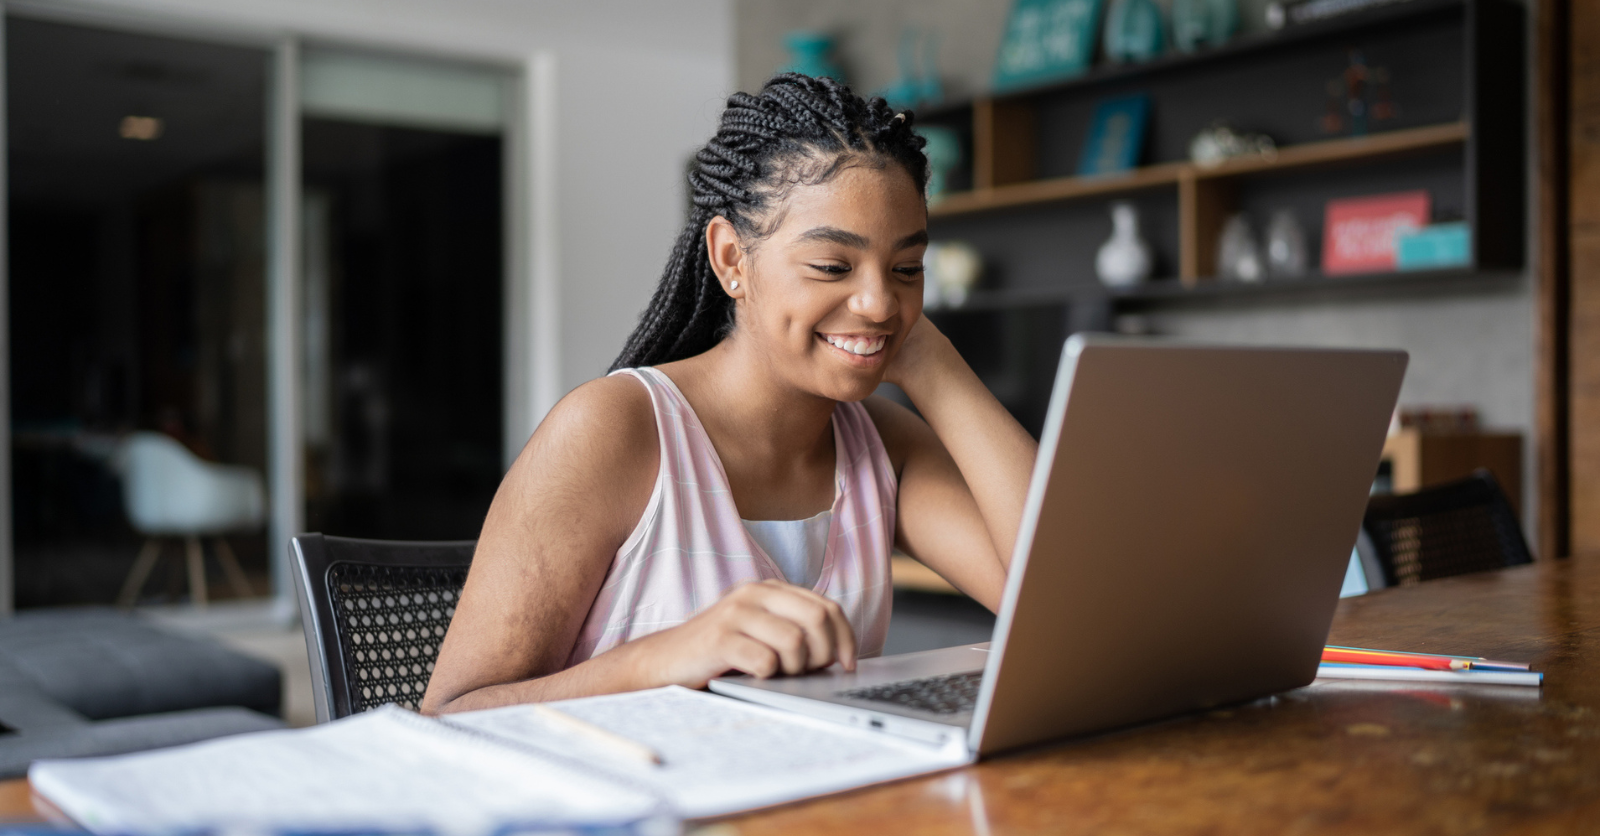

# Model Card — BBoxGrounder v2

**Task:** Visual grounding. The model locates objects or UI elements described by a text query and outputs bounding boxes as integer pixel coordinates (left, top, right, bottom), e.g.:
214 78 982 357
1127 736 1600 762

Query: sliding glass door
8 18 270 607
299 50 506 540
5 19 512 611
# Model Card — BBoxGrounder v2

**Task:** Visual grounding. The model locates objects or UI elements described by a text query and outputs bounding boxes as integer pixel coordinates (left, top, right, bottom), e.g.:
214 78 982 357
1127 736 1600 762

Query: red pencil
1321 648 1471 670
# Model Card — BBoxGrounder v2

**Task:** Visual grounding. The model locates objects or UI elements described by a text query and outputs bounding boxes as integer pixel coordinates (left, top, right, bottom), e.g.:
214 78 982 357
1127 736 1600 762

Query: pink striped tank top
565 367 896 667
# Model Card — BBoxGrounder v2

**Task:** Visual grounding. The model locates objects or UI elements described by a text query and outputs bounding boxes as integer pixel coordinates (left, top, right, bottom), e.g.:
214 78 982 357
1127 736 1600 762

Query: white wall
40 0 734 418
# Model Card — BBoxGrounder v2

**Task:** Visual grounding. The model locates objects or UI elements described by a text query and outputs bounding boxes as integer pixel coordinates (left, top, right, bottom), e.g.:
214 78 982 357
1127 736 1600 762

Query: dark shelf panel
922 267 1521 314
916 0 1463 118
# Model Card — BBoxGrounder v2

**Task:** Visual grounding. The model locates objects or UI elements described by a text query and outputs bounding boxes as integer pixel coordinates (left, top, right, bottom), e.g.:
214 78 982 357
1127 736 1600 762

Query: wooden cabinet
1380 429 1525 520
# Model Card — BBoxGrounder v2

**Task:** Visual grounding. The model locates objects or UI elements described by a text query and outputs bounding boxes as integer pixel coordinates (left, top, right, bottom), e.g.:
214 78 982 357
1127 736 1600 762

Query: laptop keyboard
836 670 983 715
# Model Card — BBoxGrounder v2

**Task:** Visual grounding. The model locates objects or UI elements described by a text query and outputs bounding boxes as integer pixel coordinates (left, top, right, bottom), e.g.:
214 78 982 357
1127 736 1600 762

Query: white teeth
824 334 886 356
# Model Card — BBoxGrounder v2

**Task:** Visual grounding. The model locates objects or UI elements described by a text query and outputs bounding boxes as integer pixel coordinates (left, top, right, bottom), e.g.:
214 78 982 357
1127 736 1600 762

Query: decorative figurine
925 241 984 308
1217 214 1265 283
1096 201 1154 288
1319 49 1397 136
1188 121 1277 168
1265 209 1309 279
1103 0 1165 64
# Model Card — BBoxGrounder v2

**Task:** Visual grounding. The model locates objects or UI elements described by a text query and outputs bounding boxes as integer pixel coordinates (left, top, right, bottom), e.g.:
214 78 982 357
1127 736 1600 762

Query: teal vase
917 126 962 202
1173 0 1237 52
783 32 845 83
1103 0 1165 64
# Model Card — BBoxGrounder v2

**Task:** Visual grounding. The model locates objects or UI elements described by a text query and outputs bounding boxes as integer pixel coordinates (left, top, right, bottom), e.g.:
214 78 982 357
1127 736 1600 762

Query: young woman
421 74 1037 714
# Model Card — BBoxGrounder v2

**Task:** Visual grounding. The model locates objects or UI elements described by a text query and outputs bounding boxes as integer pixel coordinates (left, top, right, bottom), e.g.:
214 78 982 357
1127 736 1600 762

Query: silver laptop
710 335 1407 758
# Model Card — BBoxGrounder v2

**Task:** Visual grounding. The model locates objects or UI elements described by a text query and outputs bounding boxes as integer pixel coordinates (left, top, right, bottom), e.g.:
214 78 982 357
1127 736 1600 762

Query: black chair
291 534 474 722
1360 469 1531 587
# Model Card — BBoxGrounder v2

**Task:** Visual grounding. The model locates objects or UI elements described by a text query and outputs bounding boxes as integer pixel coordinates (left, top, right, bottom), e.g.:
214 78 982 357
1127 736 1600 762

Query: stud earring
731 280 739 290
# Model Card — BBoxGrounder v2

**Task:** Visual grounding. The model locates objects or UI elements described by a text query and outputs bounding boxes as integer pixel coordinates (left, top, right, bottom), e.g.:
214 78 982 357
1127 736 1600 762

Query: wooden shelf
929 122 1468 219
930 161 1186 215
1192 121 1469 179
920 267 1519 315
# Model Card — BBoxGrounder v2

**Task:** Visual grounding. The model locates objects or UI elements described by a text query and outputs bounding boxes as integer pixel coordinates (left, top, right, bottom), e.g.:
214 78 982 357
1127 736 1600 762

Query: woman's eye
895 264 925 279
807 263 850 276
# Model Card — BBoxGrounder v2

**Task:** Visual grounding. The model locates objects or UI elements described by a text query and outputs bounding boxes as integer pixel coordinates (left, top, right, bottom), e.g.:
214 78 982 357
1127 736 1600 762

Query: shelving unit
931 121 1471 286
909 0 1524 436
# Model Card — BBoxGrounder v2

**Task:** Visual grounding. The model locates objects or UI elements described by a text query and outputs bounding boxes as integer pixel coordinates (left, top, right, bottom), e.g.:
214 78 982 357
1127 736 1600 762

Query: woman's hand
627 580 858 690
883 314 957 392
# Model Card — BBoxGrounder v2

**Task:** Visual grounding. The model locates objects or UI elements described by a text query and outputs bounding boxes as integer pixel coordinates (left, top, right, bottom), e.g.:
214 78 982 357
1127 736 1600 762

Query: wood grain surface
1570 0 1600 554
3 557 1599 833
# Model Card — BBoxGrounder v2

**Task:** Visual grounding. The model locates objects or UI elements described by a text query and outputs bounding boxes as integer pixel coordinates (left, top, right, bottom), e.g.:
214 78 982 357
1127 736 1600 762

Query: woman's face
728 162 927 403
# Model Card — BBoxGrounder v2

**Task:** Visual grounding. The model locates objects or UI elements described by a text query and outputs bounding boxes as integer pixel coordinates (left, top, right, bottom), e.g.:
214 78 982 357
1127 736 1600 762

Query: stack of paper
30 687 970 835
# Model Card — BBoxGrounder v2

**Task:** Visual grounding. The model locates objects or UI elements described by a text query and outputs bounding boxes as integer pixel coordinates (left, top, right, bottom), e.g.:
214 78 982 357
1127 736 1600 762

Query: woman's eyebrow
897 230 929 249
795 227 930 249
796 226 870 248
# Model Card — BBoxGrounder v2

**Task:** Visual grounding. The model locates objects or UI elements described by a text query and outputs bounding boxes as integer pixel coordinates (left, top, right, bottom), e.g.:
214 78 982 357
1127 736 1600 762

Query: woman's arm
871 317 1040 612
421 377 855 715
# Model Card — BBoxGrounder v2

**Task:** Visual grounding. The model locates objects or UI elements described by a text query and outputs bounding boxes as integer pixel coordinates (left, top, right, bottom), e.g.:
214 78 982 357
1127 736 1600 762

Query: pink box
1321 191 1432 275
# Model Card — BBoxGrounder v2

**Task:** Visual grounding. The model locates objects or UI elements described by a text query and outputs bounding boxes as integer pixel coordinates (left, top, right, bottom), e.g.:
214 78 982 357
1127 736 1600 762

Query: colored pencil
1323 645 1531 671
1322 648 1467 670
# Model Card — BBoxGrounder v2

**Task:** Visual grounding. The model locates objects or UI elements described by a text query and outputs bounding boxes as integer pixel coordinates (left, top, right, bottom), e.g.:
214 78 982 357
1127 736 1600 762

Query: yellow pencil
531 704 664 766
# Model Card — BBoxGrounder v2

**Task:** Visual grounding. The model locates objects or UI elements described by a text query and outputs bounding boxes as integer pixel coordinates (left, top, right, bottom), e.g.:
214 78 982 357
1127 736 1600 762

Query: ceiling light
119 115 163 141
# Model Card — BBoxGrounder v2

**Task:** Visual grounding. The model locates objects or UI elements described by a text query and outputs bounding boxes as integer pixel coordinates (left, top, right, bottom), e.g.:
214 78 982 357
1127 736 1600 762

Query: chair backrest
1361 469 1531 587
291 533 474 722
118 431 266 535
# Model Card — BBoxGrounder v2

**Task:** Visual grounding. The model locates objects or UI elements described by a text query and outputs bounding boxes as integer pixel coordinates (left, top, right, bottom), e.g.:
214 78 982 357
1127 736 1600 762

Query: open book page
445 686 971 819
29 706 664 836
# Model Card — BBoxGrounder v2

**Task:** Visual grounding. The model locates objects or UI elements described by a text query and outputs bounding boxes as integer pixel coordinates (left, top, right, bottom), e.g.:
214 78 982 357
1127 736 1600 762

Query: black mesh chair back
1361 469 1531 587
291 533 474 722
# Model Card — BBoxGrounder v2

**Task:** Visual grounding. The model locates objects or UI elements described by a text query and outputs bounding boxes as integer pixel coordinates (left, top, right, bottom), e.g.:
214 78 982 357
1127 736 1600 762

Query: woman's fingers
747 581 857 672
718 631 781 679
733 608 813 675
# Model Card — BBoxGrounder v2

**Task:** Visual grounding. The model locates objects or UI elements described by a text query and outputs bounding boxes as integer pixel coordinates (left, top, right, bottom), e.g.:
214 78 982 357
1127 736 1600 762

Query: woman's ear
706 216 748 298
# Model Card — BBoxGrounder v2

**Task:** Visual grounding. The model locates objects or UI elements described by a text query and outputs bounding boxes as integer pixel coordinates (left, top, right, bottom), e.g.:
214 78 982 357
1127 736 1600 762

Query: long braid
610 73 929 372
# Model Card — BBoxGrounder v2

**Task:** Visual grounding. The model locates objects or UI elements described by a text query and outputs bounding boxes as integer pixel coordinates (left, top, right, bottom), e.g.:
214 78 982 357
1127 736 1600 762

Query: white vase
1217 214 1264 283
1096 201 1153 288
1265 208 1308 279
926 241 982 308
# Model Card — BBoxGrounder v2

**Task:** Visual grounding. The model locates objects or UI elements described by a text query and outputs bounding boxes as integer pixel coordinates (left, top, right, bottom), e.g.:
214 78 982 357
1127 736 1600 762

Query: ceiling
8 16 268 207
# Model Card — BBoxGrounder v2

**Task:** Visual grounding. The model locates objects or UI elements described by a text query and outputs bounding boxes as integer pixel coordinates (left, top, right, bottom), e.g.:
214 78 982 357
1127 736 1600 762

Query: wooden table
5 557 1600 833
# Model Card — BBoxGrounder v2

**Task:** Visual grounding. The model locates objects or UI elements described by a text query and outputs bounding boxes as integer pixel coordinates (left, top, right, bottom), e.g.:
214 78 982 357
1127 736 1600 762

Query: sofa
0 608 285 778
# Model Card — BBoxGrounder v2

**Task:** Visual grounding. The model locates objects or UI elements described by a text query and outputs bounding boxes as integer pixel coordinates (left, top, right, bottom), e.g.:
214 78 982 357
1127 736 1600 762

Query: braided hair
610 73 929 372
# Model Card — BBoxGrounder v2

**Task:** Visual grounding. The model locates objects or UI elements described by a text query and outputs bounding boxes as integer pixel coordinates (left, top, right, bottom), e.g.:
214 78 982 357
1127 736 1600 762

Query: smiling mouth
819 333 888 357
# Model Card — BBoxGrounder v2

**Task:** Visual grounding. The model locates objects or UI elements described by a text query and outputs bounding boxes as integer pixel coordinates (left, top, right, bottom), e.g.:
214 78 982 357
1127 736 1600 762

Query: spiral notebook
29 686 968 835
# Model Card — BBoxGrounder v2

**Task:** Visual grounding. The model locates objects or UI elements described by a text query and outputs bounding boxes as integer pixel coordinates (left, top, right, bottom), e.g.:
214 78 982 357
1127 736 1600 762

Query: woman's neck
659 336 838 519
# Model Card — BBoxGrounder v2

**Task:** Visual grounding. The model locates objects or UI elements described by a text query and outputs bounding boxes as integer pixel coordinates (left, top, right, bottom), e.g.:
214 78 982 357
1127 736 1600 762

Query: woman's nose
848 269 899 322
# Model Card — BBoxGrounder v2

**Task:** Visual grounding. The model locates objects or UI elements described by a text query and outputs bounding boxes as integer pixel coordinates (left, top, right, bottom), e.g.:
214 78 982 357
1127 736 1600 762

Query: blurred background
3 0 1587 728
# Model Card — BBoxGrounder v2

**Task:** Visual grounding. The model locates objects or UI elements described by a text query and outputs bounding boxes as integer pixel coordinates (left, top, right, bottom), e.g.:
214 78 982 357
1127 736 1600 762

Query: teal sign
994 0 1105 92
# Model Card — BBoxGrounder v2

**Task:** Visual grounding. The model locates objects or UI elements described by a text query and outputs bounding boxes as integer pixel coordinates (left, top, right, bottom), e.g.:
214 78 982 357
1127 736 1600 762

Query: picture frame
994 0 1106 92
1077 94 1151 176
1321 190 1431 274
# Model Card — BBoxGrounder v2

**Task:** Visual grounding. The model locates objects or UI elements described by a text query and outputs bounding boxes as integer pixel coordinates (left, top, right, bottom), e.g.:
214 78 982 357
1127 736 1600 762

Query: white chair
114 432 266 608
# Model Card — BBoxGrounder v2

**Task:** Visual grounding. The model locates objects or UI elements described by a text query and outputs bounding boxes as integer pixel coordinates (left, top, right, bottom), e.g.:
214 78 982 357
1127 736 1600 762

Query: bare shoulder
860 394 937 472
504 374 660 533
532 374 657 462
522 374 658 478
